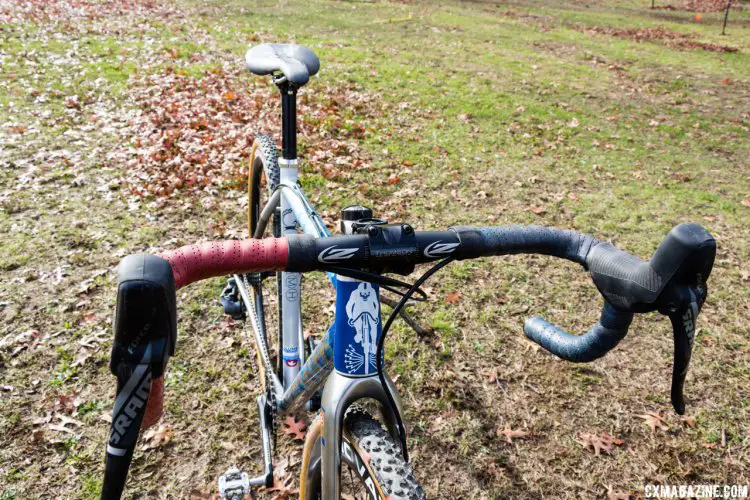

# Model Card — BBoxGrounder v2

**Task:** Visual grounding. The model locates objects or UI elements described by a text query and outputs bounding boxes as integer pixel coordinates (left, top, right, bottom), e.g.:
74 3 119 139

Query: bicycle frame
240 161 405 498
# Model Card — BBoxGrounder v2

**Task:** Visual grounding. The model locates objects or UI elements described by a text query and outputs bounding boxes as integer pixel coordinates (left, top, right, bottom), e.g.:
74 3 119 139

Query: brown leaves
116 68 379 201
579 25 737 53
282 416 307 441
527 204 547 215
445 291 462 304
48 415 84 435
498 424 530 444
479 366 499 383
0 0 177 24
141 424 174 451
577 432 624 456
680 415 697 428
607 488 632 500
1 329 41 357
266 477 298 499
639 412 669 433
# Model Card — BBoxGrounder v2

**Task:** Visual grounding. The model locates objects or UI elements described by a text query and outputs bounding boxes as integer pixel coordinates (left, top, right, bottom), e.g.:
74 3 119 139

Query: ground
0 0 748 498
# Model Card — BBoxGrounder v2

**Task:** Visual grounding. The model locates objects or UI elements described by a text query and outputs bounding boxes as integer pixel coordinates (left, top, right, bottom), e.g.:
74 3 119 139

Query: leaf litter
112 66 381 202
579 25 738 53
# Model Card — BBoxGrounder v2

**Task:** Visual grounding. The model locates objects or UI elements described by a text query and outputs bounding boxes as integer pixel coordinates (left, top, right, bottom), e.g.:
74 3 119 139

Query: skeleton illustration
345 282 380 374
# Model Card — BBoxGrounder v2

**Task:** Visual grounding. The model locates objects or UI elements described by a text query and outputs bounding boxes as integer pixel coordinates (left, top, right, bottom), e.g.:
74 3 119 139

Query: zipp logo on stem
318 245 359 264
423 241 459 258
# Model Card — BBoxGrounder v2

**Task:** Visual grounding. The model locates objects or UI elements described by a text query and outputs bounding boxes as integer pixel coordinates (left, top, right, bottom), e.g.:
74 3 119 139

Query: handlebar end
523 302 633 363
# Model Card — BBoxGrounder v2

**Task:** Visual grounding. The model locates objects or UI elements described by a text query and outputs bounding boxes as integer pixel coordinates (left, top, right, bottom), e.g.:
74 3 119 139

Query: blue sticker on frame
333 277 382 376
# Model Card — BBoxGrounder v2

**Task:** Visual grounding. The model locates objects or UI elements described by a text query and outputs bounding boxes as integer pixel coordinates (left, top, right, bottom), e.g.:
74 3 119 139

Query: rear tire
248 134 279 238
247 134 283 390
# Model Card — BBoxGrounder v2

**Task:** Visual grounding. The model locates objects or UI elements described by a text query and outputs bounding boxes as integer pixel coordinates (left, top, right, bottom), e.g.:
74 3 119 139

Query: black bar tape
523 301 633 362
450 225 597 266
286 234 369 272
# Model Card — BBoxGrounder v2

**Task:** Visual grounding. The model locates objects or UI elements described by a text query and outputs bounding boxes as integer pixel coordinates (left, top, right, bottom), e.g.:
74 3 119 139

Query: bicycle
100 43 717 499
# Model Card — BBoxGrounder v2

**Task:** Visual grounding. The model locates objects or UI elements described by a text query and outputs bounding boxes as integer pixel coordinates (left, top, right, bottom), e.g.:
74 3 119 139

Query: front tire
304 410 426 500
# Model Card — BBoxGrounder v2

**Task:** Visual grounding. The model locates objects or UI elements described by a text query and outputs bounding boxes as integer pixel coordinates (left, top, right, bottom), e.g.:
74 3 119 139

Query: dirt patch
112 68 380 200
579 25 739 52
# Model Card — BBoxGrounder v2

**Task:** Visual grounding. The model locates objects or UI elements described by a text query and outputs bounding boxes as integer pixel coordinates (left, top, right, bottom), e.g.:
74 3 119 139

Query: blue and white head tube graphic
333 278 381 376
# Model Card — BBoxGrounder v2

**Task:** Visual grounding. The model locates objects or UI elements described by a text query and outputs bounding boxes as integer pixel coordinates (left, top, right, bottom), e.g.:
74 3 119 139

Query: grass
0 0 748 498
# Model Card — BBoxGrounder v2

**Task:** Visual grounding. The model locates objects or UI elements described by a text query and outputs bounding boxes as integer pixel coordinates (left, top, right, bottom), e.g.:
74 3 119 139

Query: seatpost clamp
278 158 298 167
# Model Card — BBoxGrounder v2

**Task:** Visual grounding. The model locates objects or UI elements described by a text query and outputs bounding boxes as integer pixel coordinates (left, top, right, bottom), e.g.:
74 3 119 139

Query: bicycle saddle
245 43 320 87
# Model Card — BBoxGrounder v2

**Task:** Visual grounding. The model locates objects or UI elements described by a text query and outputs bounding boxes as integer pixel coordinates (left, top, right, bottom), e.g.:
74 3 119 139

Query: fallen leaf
54 394 79 414
480 367 499 383
527 205 547 215
266 476 298 499
607 488 632 500
577 432 624 456
48 415 84 435
29 429 45 443
72 349 92 367
681 415 697 428
141 423 173 451
742 199 750 207
188 491 213 500
445 292 461 304
638 412 669 433
401 160 414 166
274 456 290 480
498 424 530 444
282 416 307 441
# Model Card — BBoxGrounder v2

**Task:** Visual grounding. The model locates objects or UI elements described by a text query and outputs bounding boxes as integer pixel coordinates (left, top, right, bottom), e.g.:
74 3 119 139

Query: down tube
278 329 334 413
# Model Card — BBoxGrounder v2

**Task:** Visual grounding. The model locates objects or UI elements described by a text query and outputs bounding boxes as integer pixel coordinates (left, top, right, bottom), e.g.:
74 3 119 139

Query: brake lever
666 286 706 415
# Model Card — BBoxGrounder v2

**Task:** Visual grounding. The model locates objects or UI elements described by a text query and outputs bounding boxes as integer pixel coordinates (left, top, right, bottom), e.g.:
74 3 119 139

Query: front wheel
303 410 426 500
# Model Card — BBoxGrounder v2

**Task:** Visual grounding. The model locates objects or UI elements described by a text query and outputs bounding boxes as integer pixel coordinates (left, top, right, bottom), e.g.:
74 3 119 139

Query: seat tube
277 79 302 387
279 164 303 387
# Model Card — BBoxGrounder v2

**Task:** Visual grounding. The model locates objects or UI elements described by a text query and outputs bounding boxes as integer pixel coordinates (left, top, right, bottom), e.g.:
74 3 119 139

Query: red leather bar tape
161 238 289 290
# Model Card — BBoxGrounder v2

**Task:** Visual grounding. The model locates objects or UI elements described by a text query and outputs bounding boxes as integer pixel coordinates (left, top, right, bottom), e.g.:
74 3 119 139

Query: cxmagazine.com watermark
645 484 749 498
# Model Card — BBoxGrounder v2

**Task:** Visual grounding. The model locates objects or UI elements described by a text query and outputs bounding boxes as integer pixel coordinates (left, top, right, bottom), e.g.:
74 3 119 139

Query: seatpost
277 80 297 161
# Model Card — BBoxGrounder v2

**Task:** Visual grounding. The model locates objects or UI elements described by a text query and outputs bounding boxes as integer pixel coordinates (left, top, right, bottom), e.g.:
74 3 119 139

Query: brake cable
321 265 428 302
322 258 453 460
376 257 454 461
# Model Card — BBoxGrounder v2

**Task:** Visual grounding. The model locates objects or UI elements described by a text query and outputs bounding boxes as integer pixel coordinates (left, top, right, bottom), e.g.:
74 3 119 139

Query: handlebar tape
450 225 597 265
523 301 633 362
137 238 289 429
161 237 289 289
